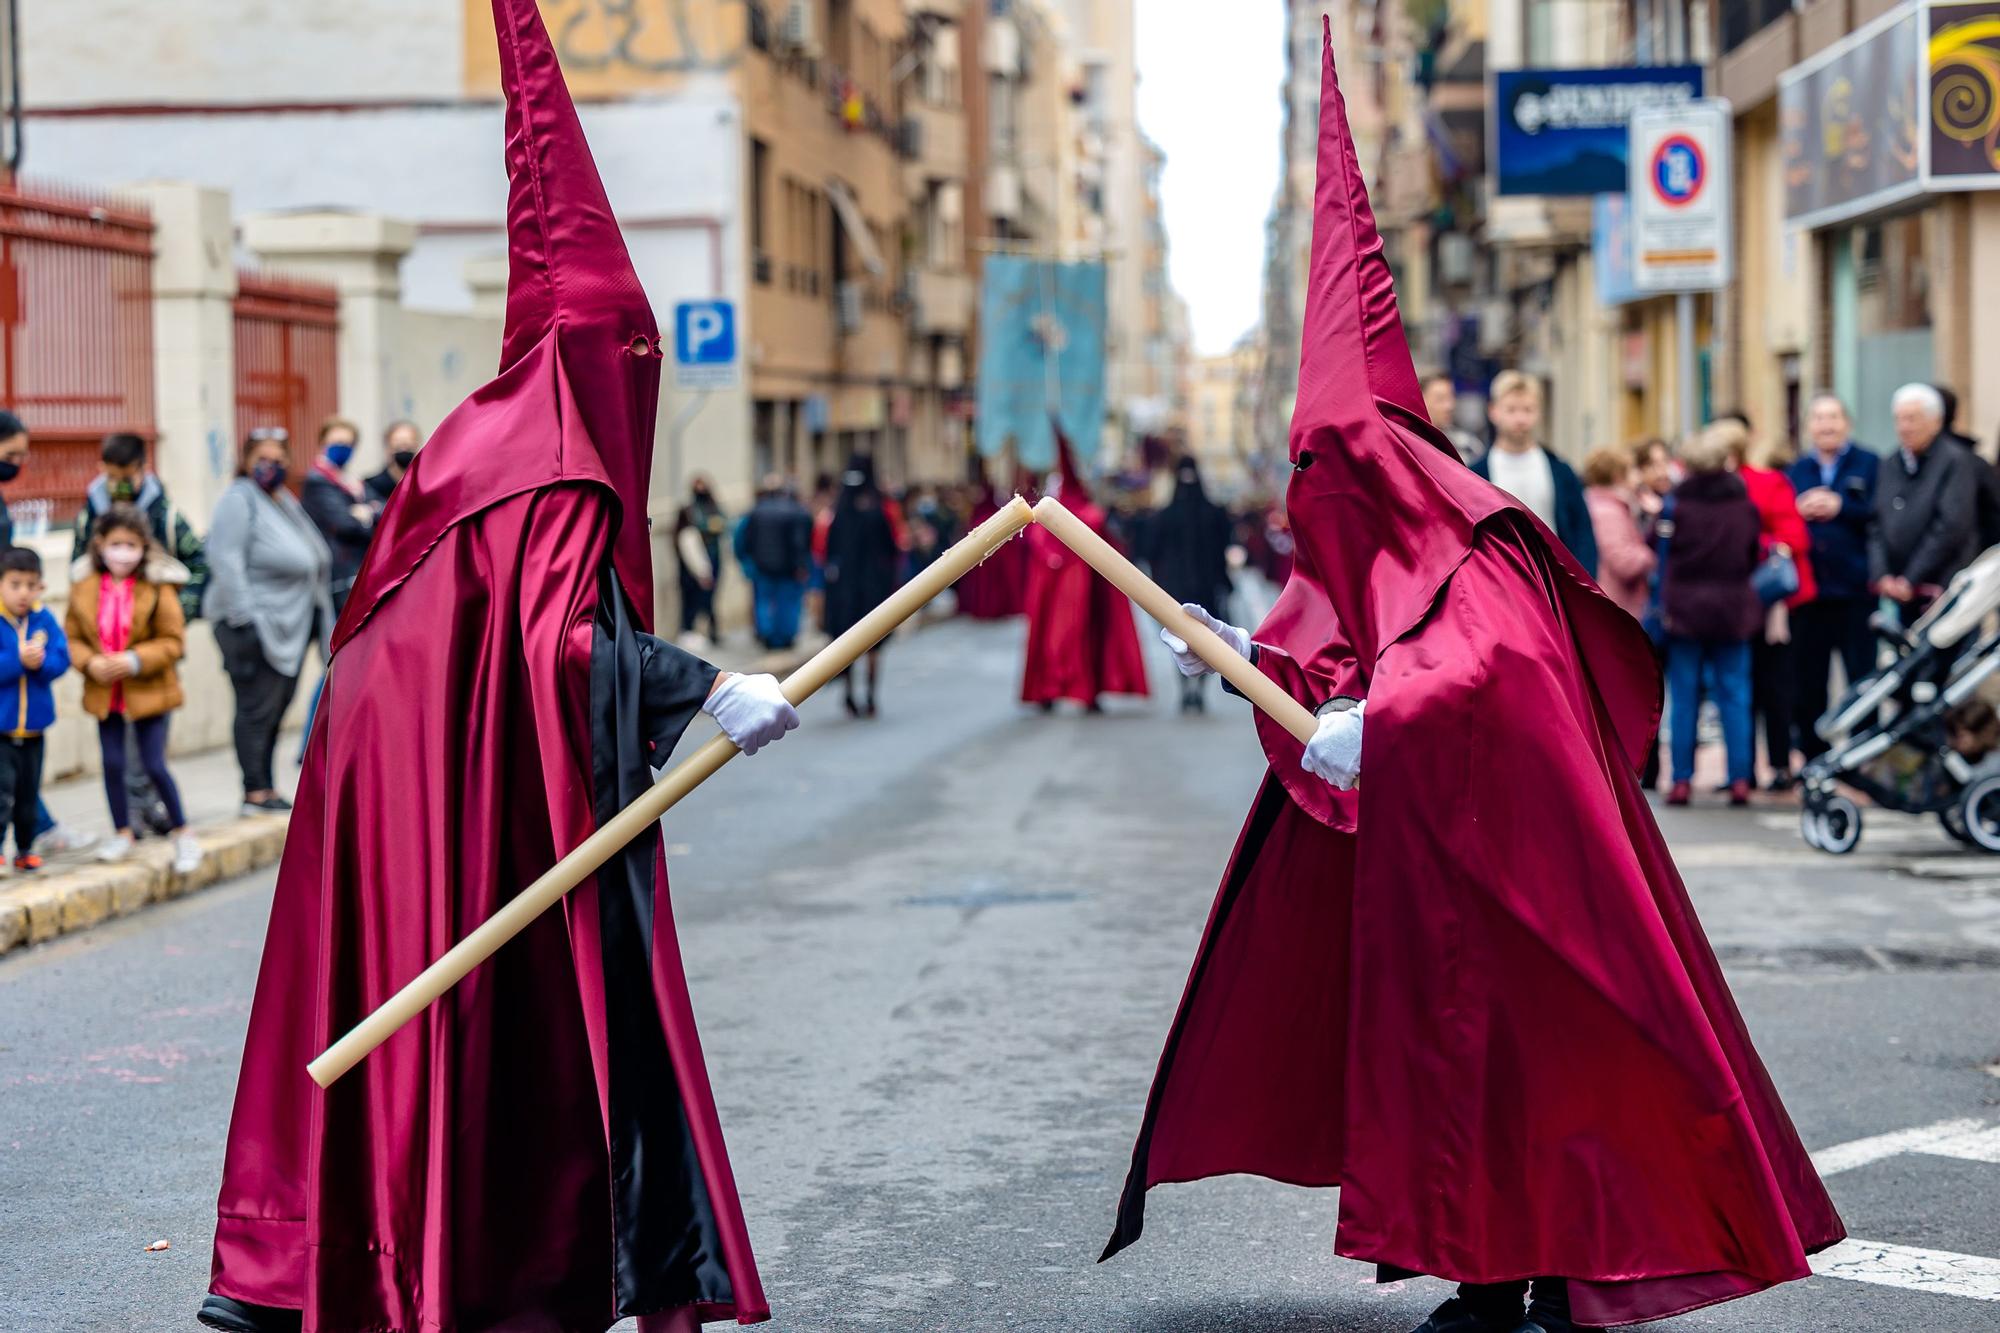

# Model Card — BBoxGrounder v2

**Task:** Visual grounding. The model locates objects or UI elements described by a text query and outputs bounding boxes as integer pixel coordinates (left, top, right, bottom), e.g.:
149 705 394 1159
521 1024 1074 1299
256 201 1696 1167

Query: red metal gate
0 179 157 520
234 269 339 485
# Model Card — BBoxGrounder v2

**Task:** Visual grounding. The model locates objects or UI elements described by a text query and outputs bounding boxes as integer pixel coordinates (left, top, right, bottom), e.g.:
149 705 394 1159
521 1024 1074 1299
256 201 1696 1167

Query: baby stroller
1800 546 2000 854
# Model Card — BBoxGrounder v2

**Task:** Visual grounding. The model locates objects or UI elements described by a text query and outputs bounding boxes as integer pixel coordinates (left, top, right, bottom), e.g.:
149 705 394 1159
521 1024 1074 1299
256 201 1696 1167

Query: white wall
21 0 464 107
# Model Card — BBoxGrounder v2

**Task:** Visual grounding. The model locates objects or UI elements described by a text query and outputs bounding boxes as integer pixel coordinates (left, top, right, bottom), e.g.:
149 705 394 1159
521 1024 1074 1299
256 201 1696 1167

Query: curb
0 815 290 958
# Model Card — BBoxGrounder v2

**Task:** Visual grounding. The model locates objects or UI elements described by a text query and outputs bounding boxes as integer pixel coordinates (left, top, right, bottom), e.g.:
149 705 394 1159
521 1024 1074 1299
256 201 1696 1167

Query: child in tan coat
65 503 200 871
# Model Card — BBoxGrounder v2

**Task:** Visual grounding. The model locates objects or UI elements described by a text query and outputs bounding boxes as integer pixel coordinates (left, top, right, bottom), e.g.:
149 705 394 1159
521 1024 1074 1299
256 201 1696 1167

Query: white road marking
1924 1124 2000 1166
1810 1238 2000 1302
1810 1118 1989 1176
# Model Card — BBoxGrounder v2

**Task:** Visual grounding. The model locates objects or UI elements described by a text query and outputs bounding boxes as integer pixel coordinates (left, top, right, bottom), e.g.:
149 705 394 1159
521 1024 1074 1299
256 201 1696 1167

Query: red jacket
1741 464 1818 606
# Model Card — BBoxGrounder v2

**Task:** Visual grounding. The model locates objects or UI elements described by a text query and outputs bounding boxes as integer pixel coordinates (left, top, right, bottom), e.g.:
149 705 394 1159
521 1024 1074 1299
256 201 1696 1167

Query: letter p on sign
674 300 738 387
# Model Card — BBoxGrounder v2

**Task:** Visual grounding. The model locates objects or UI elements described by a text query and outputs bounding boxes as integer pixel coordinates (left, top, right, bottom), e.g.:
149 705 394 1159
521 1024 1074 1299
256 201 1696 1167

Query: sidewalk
0 627 831 959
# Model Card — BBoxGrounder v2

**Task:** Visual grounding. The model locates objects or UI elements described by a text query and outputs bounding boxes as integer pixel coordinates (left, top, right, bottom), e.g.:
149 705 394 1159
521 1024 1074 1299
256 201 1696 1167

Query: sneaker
1666 781 1692 807
1729 779 1753 807
241 795 294 816
31 823 95 856
173 833 202 875
95 833 134 863
14 854 43 873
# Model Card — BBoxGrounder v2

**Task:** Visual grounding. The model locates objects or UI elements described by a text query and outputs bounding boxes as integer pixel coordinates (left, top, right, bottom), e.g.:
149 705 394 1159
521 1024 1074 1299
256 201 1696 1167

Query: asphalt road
4 616 2000 1332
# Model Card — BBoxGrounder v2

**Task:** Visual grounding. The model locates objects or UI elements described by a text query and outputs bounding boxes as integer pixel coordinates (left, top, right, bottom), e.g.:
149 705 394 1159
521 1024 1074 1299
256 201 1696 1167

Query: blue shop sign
1494 65 1704 196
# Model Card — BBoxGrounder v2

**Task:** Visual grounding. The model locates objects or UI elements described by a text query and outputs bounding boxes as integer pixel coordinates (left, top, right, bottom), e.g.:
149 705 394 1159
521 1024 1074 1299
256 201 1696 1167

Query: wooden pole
1031 496 1320 745
309 496 1037 1089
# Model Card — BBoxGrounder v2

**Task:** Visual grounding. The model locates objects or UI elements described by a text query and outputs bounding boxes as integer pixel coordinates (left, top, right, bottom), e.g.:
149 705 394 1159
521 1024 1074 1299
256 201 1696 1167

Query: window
1720 0 1794 55
750 138 770 282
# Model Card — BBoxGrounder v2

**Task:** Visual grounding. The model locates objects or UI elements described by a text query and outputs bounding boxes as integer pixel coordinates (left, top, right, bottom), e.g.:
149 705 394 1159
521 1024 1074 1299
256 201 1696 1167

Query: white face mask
102 543 143 578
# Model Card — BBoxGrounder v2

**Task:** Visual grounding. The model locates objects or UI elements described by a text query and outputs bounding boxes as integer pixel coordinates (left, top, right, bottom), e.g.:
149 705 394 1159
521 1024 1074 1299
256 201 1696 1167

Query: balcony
987 164 1022 221
908 266 973 337
902 100 968 192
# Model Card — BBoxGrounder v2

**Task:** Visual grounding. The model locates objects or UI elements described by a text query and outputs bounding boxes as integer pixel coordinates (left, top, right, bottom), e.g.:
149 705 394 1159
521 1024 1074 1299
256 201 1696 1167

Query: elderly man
1872 382 1979 615
1787 395 1880 759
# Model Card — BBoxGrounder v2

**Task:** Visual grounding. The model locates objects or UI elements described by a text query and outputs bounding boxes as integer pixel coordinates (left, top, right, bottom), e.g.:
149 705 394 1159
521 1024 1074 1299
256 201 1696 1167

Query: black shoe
240 794 293 816
198 1294 302 1333
1411 1299 1522 1333
1764 771 1797 793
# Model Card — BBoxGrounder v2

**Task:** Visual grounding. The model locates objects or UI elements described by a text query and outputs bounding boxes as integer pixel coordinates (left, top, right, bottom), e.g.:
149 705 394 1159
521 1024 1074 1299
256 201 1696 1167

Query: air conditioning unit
1436 232 1474 287
837 280 864 334
779 0 819 56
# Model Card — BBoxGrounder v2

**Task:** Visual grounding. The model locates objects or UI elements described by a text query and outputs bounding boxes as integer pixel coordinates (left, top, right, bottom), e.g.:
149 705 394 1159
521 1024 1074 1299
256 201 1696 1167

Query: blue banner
975 255 1107 470
1494 65 1703 195
1592 193 1642 306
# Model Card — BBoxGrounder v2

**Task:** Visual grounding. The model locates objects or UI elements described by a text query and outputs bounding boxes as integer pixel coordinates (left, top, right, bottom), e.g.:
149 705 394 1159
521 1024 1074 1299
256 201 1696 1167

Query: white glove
702 673 800 755
1301 700 1366 790
1159 604 1252 678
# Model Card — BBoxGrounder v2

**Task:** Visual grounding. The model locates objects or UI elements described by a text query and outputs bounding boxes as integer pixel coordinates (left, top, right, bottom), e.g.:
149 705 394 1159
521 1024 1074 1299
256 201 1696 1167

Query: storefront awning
826 178 886 276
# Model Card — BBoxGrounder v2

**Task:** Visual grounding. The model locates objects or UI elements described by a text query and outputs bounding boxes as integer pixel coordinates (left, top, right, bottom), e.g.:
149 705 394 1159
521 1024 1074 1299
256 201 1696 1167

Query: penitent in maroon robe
1019 433 1149 707
1102 26 1843 1329
956 484 1028 619
206 4 767 1329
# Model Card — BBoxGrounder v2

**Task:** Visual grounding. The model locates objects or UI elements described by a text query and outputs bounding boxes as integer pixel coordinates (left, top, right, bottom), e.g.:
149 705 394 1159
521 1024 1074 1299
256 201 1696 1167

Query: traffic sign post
1628 100 1731 293
1628 99 1731 439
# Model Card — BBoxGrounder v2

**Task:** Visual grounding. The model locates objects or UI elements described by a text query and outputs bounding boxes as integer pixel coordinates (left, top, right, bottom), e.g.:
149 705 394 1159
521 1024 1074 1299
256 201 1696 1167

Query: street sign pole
1676 290 1696 443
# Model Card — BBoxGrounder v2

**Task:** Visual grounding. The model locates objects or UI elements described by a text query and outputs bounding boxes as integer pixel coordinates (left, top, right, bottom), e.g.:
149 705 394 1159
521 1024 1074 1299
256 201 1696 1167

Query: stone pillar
464 253 510 318
131 182 239 531
239 211 416 476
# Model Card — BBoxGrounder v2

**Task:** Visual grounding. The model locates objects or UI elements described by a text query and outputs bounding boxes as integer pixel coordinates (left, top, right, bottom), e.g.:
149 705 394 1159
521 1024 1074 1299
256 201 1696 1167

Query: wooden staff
309 495 1037 1088
1031 496 1319 745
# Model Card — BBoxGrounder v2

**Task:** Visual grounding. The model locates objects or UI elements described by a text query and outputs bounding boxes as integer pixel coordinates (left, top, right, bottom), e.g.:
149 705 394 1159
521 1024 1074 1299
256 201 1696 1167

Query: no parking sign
1628 100 1732 293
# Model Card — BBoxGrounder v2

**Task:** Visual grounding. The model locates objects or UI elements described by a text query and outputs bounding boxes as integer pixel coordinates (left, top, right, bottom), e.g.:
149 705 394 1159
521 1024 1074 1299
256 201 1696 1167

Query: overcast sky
1134 1 1284 358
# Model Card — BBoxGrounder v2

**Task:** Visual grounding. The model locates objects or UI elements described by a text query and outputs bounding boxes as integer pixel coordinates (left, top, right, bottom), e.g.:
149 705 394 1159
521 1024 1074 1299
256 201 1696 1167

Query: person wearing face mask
299 416 377 615
363 419 423 507
64 505 202 873
0 409 28 546
72 433 209 621
205 428 333 814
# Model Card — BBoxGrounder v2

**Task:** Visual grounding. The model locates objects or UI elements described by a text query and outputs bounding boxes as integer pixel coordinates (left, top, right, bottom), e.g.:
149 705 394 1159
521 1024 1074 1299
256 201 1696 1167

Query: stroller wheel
1940 802 1975 845
1800 803 1825 851
1957 776 2000 854
1811 795 1862 855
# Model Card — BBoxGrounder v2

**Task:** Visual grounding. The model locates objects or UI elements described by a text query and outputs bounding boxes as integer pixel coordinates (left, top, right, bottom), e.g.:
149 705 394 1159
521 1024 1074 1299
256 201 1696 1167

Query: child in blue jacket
0 547 72 871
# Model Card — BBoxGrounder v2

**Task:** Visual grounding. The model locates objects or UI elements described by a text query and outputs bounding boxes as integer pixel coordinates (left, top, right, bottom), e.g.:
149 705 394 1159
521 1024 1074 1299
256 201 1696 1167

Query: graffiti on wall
465 0 745 94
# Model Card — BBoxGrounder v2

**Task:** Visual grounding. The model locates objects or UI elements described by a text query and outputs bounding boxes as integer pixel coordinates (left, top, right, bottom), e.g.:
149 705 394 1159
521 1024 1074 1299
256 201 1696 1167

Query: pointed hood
1254 23 1656 770
333 0 662 649
1049 419 1094 509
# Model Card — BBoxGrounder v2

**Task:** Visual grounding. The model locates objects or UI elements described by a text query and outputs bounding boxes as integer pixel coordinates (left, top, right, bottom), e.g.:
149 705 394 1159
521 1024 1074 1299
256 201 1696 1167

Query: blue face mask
324 443 354 469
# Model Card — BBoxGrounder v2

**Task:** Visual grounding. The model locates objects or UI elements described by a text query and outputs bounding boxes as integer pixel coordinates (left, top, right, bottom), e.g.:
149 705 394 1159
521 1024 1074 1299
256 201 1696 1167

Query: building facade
22 0 983 527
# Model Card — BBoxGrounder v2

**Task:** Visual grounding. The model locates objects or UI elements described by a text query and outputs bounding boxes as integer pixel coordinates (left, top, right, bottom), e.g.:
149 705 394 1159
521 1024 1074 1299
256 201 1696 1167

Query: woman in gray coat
205 428 333 813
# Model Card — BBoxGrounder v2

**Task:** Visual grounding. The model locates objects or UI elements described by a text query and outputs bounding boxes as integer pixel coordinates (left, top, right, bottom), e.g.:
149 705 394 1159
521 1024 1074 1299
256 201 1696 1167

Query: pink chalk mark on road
83 1041 194 1084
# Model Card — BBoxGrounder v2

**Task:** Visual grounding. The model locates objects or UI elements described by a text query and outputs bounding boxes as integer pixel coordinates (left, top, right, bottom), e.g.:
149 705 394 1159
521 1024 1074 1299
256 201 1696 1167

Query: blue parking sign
675 301 735 364
673 300 737 388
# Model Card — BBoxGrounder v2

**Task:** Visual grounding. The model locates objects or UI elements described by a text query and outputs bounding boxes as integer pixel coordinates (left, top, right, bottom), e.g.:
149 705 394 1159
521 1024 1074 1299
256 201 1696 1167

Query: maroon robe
208 3 767 1328
1103 26 1842 1328
1019 433 1149 706
956 485 1028 619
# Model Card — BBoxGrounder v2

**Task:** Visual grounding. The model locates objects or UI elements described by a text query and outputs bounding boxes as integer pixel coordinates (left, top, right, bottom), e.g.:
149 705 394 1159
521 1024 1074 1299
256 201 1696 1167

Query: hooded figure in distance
1019 426 1149 711
1106 26 1842 1333
201 4 798 1330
